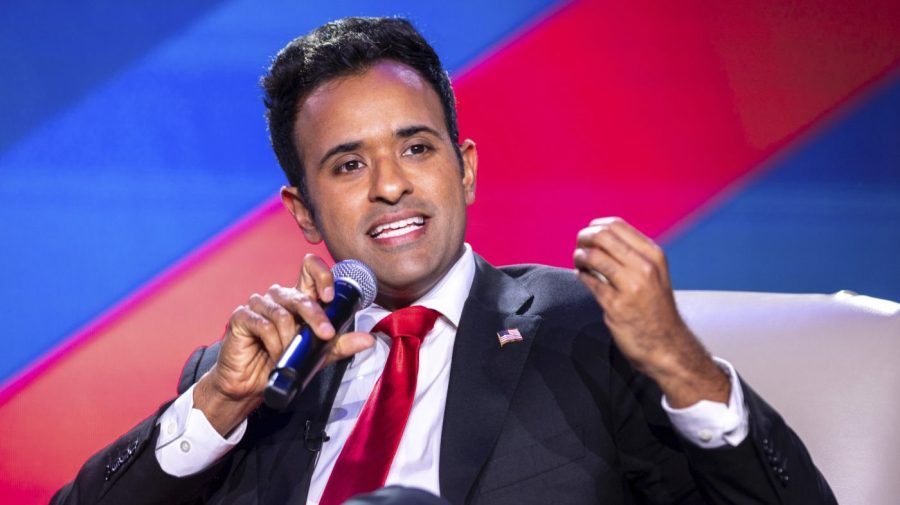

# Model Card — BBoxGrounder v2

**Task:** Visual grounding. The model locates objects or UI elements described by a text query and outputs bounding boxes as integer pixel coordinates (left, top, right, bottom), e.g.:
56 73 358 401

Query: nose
368 156 412 204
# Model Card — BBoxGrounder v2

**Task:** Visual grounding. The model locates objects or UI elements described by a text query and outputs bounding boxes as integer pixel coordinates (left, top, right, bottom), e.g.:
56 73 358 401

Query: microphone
264 259 377 410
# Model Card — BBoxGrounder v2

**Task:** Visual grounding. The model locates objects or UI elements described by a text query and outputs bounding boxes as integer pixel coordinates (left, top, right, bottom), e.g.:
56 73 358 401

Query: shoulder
498 263 603 325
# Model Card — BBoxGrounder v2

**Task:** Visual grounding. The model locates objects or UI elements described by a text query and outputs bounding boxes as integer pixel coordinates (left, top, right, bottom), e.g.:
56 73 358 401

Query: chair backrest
674 290 900 505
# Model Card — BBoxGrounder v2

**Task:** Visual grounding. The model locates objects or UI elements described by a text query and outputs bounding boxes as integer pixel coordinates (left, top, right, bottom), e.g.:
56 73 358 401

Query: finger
573 246 624 289
576 269 616 307
298 254 335 303
576 224 638 269
589 216 625 227
267 285 336 340
230 306 286 361
583 268 610 285
326 331 376 365
248 293 298 347
603 218 667 270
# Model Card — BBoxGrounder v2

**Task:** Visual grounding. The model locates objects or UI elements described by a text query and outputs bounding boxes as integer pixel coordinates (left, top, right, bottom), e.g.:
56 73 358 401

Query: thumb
326 331 376 365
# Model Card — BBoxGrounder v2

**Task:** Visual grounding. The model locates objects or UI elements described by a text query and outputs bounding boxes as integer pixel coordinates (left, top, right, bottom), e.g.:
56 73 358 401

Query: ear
281 186 323 243
459 139 478 205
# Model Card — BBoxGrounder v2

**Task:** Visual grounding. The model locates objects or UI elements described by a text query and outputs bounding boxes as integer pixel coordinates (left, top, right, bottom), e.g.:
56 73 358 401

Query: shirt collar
354 243 475 333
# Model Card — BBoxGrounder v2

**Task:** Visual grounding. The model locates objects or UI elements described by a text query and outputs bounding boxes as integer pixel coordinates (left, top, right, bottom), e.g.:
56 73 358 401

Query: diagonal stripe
0 0 228 153
2 0 899 503
458 0 900 268
0 198 282 403
0 198 323 503
666 71 900 301
0 0 564 387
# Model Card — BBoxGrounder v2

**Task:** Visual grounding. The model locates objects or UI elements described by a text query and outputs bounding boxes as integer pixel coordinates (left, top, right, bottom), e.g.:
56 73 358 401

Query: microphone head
331 259 377 308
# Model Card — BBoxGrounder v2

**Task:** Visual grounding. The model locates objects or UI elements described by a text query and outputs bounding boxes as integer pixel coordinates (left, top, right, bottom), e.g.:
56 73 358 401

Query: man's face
282 60 477 309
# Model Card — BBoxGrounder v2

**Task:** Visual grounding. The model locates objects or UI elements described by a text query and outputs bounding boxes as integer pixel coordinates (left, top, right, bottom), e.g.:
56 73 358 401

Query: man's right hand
194 254 376 437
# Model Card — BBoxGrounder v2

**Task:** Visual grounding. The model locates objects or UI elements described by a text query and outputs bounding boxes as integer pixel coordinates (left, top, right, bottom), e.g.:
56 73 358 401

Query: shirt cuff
155 382 247 476
661 357 749 449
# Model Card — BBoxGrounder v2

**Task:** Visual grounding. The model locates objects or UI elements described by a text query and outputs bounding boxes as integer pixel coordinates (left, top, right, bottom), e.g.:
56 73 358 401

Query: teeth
371 216 425 238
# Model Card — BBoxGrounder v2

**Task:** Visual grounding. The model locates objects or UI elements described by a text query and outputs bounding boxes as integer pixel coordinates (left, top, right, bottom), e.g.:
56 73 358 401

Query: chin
374 267 438 306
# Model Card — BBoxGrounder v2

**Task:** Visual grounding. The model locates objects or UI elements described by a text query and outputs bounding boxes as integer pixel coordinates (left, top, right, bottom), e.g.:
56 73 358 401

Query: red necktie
319 305 441 505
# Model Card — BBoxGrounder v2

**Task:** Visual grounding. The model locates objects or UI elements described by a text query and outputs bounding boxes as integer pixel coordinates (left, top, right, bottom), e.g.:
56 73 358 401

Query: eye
402 144 431 156
335 159 364 174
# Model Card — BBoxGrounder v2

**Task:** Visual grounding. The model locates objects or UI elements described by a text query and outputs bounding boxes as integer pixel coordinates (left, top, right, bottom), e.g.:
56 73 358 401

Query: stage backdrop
0 1 898 503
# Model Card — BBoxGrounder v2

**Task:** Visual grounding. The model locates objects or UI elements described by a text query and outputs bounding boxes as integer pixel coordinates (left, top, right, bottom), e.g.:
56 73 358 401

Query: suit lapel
439 256 542 504
258 358 349 505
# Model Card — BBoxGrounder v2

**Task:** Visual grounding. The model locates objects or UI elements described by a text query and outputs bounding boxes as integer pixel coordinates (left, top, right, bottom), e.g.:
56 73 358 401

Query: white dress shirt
156 244 748 501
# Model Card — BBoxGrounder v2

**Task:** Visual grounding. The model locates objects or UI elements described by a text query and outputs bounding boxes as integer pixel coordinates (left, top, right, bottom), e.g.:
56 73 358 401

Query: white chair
675 290 900 505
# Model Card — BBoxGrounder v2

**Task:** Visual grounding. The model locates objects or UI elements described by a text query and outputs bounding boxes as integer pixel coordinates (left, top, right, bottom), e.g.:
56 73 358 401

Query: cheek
429 171 466 201
312 199 361 247
440 187 470 235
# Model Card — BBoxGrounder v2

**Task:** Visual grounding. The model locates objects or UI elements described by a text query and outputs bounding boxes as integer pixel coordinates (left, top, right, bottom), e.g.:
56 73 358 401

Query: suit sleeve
608 343 837 504
50 345 230 505
680 380 837 504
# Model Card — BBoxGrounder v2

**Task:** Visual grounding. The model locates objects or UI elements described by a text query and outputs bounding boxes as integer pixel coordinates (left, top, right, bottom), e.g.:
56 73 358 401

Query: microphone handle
264 282 360 409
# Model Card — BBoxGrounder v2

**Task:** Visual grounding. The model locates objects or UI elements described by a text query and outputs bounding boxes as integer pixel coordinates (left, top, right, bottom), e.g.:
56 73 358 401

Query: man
53 17 835 504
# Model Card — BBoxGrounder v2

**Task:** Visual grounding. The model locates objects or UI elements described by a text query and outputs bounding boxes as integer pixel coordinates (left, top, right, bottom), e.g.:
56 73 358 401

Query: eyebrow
396 124 441 139
318 140 362 168
317 125 442 168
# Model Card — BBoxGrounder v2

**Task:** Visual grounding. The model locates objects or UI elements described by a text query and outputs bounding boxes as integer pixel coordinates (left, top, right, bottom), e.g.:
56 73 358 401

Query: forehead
294 60 447 160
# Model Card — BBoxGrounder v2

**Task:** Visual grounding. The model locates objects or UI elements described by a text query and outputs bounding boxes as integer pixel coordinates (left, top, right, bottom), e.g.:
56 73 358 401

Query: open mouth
369 215 426 239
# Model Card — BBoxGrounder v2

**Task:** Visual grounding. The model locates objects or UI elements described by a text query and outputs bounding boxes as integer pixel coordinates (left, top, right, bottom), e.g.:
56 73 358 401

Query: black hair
262 16 460 212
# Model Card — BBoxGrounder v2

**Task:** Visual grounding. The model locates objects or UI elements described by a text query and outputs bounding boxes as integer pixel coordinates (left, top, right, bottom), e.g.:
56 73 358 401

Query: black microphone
264 259 377 410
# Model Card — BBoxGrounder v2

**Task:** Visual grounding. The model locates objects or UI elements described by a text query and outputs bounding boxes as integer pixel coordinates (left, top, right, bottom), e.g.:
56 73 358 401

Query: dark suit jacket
53 256 836 504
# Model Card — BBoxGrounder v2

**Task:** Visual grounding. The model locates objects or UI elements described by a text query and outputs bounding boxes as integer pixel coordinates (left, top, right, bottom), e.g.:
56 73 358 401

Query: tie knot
371 305 442 342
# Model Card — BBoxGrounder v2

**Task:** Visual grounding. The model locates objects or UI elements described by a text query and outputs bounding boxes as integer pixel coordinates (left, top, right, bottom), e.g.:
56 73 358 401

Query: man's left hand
573 217 729 407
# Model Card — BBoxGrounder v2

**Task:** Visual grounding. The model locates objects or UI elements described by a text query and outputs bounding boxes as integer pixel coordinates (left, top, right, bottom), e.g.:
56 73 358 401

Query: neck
374 244 467 311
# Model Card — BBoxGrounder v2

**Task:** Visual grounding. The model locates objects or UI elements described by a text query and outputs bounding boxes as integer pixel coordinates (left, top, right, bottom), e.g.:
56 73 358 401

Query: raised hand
573 217 729 407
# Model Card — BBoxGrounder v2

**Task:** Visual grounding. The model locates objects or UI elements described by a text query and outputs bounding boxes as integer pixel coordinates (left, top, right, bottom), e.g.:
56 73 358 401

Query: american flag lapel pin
497 328 524 347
